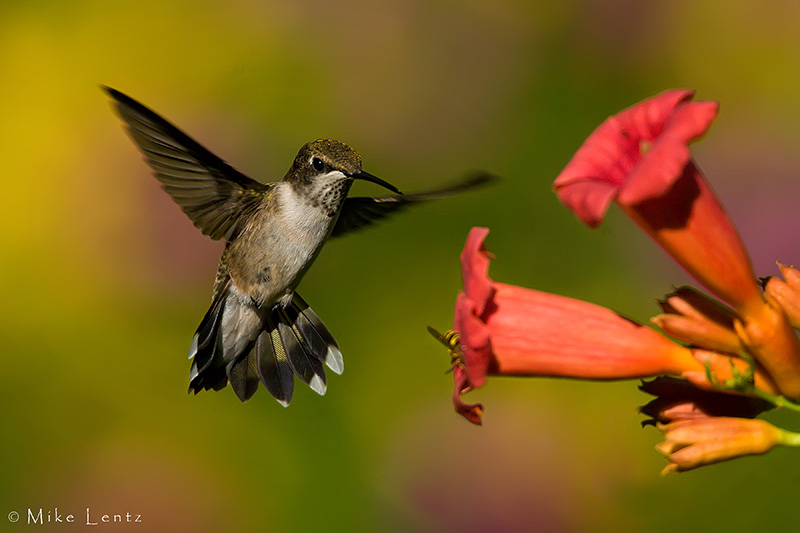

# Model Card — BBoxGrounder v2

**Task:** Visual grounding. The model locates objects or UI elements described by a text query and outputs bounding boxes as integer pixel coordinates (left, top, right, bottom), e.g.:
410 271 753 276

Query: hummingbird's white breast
224 174 349 309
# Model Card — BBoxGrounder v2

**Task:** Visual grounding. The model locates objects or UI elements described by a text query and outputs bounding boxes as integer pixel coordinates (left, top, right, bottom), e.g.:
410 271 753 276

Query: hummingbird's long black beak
351 170 402 195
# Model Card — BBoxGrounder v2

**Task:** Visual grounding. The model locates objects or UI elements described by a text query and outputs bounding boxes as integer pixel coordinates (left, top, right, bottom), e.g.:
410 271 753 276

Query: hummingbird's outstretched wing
105 87 270 241
331 172 497 238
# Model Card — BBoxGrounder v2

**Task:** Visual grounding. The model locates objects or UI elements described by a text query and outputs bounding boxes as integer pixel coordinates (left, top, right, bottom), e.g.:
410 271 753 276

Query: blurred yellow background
3 1 800 531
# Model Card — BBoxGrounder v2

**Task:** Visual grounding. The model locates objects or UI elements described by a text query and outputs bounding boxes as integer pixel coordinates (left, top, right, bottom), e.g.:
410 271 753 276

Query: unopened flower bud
652 287 742 353
764 263 800 329
656 417 784 474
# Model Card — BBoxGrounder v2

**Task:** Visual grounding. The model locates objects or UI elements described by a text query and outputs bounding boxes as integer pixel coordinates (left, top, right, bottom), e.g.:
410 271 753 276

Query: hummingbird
105 87 493 406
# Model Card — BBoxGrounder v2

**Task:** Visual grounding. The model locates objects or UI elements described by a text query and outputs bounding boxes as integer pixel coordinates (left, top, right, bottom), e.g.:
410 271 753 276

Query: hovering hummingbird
105 87 493 406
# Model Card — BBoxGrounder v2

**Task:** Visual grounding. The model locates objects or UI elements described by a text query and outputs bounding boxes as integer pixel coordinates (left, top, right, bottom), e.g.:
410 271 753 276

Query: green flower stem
751 388 800 413
704 352 800 413
777 428 800 447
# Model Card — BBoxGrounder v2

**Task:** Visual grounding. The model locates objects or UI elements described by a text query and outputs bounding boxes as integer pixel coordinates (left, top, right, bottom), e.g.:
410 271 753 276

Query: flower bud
763 263 800 329
656 417 783 474
652 287 742 354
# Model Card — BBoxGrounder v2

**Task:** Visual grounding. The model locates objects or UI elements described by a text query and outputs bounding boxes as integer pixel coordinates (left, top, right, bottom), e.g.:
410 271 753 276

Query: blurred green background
3 1 800 531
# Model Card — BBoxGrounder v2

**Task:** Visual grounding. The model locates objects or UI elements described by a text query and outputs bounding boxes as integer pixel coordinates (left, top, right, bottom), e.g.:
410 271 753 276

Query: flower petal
460 227 494 317
553 89 702 225
451 365 484 426
617 89 697 142
551 179 617 228
619 100 719 205
617 141 690 205
454 292 492 388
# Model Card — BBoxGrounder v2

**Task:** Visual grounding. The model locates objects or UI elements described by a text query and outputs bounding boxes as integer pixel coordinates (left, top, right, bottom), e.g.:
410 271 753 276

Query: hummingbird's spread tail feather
187 289 229 393
275 313 327 396
254 318 295 406
188 289 342 405
287 293 344 375
227 345 260 402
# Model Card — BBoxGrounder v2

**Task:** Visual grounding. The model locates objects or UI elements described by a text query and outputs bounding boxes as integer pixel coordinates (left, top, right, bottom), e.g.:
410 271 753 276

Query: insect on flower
427 326 465 374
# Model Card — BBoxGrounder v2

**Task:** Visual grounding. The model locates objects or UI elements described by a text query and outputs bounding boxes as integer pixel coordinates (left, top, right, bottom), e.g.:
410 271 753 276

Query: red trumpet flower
553 90 800 399
450 227 706 425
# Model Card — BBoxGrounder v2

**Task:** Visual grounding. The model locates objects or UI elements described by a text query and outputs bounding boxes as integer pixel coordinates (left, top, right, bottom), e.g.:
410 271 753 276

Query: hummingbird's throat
289 169 352 213
311 176 352 216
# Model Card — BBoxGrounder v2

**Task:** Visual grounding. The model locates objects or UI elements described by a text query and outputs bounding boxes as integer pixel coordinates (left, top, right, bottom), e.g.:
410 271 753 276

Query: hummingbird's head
285 139 401 204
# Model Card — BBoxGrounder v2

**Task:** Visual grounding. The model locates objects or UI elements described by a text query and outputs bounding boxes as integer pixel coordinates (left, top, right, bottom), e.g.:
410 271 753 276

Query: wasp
427 326 464 373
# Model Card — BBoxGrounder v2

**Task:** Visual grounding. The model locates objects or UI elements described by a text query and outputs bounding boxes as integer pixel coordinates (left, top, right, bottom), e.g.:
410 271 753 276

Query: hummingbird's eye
311 157 325 172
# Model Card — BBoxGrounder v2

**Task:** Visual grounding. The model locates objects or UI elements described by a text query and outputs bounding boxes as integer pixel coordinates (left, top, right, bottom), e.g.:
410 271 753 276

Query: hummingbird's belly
226 199 335 308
